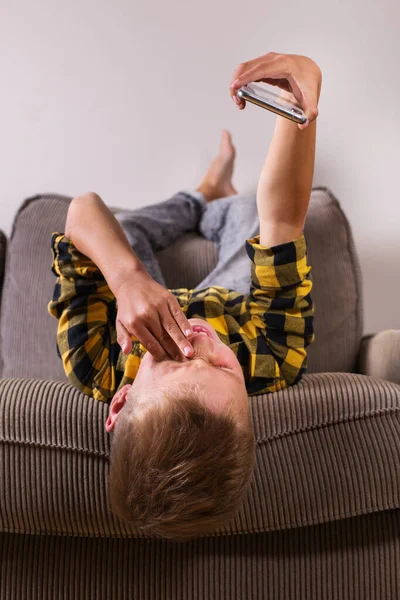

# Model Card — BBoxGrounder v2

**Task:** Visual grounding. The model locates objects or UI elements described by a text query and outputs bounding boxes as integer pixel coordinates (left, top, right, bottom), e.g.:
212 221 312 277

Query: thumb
297 90 319 130
116 320 132 355
298 119 310 131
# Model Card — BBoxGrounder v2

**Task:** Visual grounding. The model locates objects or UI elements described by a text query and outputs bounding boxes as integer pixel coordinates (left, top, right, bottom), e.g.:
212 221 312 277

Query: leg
196 190 259 295
195 129 259 294
116 129 239 286
115 190 205 285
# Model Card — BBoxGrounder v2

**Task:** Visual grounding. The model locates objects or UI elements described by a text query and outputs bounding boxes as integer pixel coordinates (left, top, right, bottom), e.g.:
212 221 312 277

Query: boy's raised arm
230 52 322 246
256 108 317 247
226 52 321 392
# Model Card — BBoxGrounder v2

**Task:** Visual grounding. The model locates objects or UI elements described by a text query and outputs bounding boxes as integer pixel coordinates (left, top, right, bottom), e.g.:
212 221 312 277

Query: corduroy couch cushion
1 510 399 600
0 187 362 382
1 373 399 538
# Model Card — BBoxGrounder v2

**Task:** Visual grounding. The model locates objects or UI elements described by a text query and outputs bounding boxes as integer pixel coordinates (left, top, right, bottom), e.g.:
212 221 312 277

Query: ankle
196 182 216 203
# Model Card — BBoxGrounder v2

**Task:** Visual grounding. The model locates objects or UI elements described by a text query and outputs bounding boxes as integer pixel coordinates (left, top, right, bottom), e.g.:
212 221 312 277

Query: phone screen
244 83 300 109
238 83 306 122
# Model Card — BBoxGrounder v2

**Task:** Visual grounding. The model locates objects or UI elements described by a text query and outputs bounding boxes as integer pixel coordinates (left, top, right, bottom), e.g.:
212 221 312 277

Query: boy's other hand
114 271 193 361
229 52 322 130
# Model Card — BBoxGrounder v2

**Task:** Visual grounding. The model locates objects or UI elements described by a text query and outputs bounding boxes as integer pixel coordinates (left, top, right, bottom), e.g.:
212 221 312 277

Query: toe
220 129 235 158
221 129 232 146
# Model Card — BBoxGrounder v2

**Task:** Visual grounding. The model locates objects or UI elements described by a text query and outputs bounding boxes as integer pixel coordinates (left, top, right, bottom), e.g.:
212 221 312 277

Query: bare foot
196 130 238 202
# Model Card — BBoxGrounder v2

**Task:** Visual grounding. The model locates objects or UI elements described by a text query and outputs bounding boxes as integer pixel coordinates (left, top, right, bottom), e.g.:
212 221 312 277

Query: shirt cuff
246 234 310 289
50 232 105 281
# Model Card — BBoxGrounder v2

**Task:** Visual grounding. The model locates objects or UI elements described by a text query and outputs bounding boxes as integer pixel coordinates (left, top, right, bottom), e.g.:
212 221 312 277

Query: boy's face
105 318 249 432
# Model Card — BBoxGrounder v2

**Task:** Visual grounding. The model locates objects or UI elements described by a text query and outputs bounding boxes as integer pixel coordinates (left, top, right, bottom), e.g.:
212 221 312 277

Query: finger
234 94 246 110
158 328 187 361
229 52 278 89
229 61 249 97
229 53 282 91
230 63 289 112
230 61 248 85
230 61 290 96
284 72 319 125
116 319 132 355
168 299 194 342
229 82 246 110
134 321 169 362
167 300 194 357
229 59 255 108
168 298 193 338
153 309 192 360
141 311 184 361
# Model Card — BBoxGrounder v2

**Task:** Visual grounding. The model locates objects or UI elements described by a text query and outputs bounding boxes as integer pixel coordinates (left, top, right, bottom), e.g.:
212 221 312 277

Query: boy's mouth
191 325 211 337
188 318 221 342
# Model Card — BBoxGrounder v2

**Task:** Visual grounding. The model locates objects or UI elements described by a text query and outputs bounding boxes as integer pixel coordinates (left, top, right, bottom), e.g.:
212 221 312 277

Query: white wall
0 0 398 334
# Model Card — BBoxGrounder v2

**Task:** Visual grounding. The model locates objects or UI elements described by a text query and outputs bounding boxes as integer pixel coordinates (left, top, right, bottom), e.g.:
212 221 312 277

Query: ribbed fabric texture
0 189 362 382
1 373 399 538
1 510 399 599
0 194 71 383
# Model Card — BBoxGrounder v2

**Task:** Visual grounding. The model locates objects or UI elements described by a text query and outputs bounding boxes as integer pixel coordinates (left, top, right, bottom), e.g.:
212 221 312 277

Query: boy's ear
105 384 132 432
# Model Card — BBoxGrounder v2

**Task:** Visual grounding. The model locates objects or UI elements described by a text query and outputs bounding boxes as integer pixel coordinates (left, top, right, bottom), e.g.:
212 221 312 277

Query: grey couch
0 188 399 599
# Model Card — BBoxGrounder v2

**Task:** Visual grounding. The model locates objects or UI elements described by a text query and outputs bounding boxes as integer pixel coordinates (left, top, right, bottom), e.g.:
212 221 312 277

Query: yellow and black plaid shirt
48 233 314 402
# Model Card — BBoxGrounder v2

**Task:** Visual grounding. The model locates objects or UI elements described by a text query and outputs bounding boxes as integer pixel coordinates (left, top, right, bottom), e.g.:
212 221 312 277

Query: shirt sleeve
47 232 122 402
243 233 314 394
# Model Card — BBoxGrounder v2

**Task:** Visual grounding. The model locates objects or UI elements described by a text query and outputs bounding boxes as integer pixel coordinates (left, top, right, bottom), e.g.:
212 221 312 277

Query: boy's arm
48 231 189 402
242 116 316 391
256 112 317 246
230 52 322 246
230 53 321 392
48 232 126 402
65 194 194 360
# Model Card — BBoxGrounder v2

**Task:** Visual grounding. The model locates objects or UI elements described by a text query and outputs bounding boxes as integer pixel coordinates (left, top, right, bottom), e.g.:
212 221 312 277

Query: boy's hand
229 52 322 130
114 271 194 361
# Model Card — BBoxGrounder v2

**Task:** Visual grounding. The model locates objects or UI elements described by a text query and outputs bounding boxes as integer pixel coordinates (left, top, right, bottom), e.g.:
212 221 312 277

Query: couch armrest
358 330 400 384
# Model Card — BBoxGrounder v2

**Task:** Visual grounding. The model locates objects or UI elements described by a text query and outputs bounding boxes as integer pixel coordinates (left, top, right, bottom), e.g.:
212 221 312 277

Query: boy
48 51 321 541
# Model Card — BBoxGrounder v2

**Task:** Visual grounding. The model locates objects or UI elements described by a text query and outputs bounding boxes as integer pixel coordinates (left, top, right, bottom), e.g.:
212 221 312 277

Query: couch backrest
0 188 363 382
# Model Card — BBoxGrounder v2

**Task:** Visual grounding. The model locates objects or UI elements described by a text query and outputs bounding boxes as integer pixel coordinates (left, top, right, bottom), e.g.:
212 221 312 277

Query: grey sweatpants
114 190 259 295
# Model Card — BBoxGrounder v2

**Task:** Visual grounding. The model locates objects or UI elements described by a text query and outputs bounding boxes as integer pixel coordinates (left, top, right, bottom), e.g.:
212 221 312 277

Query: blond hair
108 384 255 541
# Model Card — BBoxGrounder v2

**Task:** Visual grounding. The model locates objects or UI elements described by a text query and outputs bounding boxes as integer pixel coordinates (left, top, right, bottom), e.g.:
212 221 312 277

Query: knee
72 191 103 204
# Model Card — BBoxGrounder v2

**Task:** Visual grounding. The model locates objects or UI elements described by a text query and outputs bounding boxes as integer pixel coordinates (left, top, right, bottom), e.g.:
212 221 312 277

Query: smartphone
237 83 307 125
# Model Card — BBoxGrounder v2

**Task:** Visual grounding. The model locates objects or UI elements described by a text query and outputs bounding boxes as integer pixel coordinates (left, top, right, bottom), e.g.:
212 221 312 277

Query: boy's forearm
65 193 146 295
257 108 317 247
